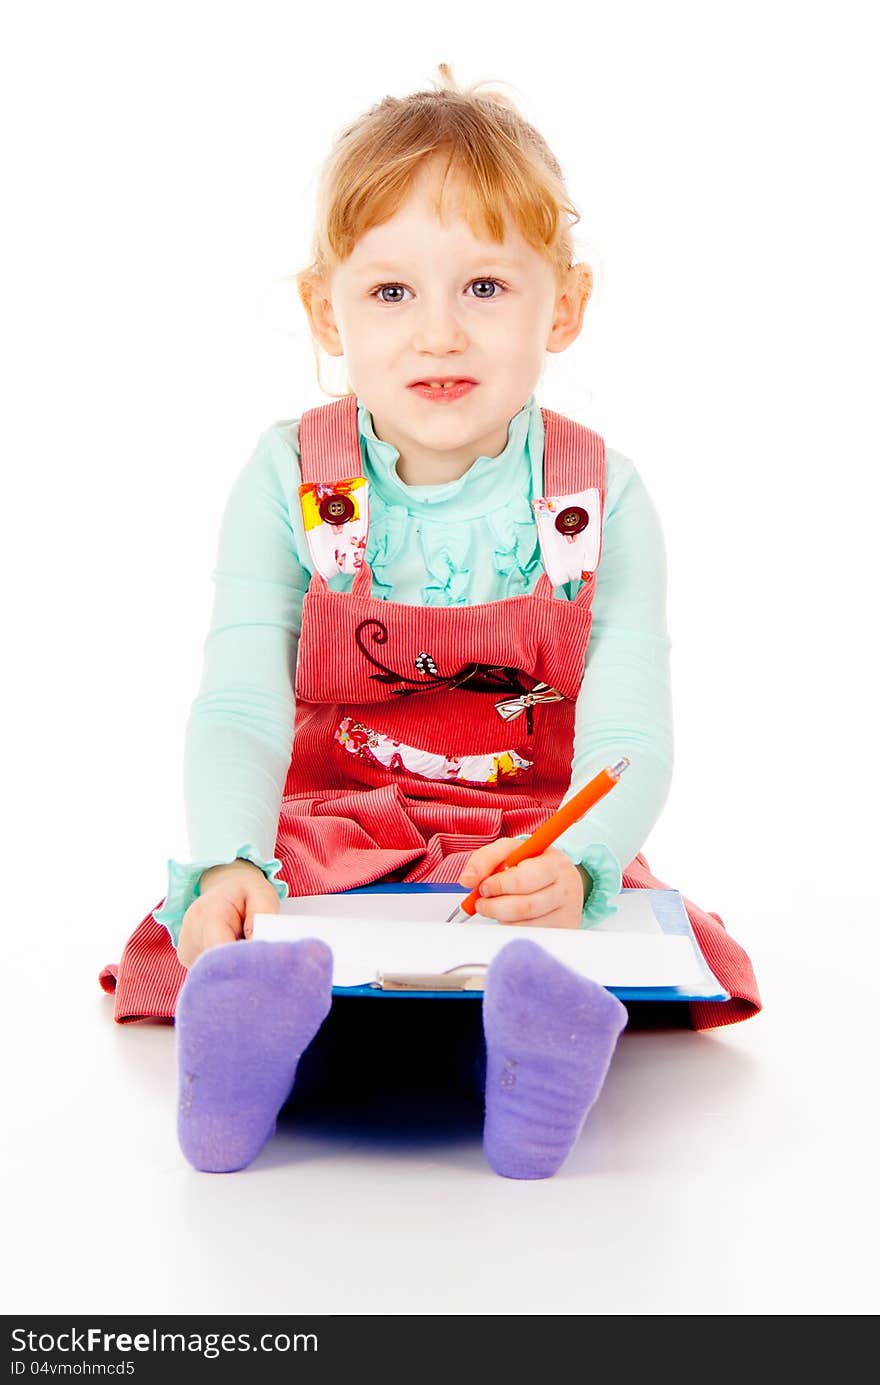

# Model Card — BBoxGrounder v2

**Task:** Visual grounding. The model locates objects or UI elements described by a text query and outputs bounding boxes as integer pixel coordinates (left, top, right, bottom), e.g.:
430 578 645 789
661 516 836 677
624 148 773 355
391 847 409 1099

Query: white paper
270 888 665 930
250 889 705 988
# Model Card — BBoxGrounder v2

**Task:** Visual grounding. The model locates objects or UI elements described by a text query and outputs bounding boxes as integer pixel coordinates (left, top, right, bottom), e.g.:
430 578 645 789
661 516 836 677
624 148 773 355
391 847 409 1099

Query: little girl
99 65 761 1180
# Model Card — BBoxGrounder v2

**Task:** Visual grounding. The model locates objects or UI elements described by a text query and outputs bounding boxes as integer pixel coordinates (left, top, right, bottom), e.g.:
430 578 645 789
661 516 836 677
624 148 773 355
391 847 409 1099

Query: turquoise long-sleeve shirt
153 393 673 947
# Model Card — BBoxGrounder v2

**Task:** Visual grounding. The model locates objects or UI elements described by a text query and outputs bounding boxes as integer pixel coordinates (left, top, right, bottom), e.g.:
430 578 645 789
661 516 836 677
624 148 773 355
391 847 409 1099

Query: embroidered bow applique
450 666 565 733
532 487 602 586
493 681 566 725
298 477 369 578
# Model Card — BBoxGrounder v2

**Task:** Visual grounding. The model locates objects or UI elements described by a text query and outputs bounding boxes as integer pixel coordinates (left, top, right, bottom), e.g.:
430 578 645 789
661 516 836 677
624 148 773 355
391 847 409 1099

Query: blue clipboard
328 882 729 1005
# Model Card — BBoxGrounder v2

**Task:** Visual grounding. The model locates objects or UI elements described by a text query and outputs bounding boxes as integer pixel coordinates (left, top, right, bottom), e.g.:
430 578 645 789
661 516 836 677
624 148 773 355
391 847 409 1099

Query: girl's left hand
459 837 589 930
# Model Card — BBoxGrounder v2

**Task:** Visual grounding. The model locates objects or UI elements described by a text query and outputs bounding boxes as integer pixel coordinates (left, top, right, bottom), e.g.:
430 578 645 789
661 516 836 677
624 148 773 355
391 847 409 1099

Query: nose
411 295 469 353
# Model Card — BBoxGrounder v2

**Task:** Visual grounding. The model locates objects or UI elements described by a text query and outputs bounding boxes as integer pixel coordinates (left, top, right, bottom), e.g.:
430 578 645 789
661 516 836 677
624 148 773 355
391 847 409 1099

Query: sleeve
552 452 674 925
152 424 312 948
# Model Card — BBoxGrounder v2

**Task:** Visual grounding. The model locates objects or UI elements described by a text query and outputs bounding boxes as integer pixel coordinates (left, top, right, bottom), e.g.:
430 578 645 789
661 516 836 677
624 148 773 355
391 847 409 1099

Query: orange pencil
444 757 630 923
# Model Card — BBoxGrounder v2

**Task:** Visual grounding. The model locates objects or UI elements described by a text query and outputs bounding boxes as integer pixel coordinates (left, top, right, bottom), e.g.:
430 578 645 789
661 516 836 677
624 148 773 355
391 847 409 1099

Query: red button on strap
319 494 355 526
554 505 588 536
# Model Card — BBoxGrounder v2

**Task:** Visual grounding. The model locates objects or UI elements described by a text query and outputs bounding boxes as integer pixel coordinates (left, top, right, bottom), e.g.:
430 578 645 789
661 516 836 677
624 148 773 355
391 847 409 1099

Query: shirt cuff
151 842 289 949
554 840 623 926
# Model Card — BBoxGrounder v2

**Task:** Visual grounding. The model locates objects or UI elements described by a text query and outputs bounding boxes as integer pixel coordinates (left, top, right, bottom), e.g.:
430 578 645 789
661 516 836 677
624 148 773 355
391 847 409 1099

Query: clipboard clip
371 963 488 992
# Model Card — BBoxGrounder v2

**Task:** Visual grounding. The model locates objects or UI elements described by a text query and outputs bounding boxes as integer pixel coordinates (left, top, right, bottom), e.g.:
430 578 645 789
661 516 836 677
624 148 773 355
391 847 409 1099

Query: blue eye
468 279 504 299
371 279 507 304
374 285 411 304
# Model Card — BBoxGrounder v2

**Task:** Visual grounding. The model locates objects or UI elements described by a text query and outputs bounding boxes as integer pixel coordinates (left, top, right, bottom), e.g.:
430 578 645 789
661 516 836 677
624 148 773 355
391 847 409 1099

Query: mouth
407 376 479 388
407 378 478 402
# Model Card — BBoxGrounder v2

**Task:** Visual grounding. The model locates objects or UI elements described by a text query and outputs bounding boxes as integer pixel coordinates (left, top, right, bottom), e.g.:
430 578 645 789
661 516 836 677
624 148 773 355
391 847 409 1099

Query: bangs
313 92 580 282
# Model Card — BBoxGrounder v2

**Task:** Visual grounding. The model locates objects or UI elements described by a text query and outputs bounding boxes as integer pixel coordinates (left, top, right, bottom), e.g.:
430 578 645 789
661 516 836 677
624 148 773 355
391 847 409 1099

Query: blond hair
294 64 589 398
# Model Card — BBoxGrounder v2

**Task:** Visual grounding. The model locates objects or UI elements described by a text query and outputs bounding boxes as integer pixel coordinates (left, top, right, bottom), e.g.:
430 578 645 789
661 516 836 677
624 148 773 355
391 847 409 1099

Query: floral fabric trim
532 487 602 586
334 715 533 786
298 478 369 578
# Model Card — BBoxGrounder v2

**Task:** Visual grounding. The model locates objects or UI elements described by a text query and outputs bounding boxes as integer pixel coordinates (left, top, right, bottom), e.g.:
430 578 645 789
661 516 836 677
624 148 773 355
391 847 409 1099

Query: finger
459 837 522 885
176 913 202 968
177 937 195 970
202 923 239 952
176 909 204 970
244 886 281 937
202 913 242 950
477 856 554 898
473 881 564 924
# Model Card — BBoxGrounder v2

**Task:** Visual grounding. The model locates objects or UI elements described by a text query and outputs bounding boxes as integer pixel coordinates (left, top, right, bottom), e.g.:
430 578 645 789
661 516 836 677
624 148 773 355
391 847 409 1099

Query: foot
482 938 628 1179
175 938 333 1172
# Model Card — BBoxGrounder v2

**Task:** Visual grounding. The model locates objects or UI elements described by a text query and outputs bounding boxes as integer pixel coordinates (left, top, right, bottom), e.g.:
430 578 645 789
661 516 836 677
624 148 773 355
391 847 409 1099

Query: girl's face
308 158 589 485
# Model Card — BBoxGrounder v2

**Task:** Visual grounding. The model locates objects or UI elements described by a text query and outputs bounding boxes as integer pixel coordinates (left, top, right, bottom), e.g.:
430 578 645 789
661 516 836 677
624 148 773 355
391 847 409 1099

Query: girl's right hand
176 859 282 969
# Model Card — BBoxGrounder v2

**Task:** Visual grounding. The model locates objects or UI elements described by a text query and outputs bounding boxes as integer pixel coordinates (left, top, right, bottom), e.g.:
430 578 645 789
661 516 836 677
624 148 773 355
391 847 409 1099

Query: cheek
359 323 414 362
486 312 545 357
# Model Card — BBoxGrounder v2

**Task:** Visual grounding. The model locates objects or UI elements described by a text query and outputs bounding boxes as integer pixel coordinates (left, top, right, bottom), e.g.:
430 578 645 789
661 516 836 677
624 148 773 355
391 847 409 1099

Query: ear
546 263 593 354
297 272 344 357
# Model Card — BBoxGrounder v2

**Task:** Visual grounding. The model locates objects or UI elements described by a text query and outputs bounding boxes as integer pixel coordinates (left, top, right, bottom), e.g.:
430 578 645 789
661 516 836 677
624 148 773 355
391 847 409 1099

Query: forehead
346 208 531 275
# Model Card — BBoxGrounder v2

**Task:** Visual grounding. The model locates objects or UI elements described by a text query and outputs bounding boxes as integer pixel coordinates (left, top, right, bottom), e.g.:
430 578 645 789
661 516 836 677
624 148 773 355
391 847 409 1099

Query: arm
553 450 674 920
153 424 312 947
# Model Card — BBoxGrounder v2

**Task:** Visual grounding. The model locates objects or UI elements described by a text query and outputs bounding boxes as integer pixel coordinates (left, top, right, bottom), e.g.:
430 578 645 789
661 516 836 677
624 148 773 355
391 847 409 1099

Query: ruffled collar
357 393 544 518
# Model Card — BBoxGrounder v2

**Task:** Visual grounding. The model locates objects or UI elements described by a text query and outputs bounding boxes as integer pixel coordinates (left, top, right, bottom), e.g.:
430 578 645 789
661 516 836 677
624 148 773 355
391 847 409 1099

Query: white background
3 0 878 1316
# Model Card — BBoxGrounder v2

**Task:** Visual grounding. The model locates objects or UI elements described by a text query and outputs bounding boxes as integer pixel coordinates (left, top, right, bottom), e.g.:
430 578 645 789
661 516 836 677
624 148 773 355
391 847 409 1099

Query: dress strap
540 408 606 498
297 395 364 483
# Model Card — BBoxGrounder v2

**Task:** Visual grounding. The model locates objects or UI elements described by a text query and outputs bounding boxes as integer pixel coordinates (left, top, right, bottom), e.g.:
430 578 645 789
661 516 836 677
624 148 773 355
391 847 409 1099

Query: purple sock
175 938 333 1173
482 938 628 1180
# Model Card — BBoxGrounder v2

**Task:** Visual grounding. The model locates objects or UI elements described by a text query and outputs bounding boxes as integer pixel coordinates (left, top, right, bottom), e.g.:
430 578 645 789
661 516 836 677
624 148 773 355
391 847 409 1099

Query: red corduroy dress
99 398 761 1031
